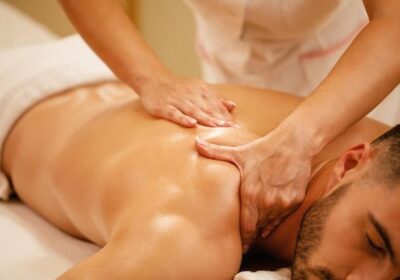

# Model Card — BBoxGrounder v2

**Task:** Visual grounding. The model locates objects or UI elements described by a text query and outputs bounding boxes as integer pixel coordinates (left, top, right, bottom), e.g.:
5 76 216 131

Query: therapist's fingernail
196 137 206 145
188 118 197 126
216 120 226 126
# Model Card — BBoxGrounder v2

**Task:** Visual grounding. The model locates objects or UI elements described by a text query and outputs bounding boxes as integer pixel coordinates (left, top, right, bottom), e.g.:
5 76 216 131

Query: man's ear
329 143 374 185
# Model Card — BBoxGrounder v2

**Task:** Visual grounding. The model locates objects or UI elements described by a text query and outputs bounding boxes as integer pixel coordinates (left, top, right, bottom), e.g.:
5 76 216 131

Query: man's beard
291 183 351 280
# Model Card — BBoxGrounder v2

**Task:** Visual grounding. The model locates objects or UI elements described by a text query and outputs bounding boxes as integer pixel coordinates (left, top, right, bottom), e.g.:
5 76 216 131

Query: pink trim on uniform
300 20 368 60
195 38 212 63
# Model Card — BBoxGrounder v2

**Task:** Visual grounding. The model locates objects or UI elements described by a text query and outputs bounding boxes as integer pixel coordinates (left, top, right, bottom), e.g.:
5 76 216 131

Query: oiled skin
2 82 387 279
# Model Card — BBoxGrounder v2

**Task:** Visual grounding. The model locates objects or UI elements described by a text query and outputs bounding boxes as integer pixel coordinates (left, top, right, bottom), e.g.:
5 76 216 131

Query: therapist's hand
196 127 313 251
138 73 236 128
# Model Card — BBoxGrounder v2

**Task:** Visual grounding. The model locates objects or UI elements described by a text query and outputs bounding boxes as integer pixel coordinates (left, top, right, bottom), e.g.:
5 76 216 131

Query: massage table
0 2 290 279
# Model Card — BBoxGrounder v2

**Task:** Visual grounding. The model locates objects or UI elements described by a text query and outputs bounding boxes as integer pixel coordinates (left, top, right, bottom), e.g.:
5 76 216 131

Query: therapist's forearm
59 0 168 94
278 15 400 154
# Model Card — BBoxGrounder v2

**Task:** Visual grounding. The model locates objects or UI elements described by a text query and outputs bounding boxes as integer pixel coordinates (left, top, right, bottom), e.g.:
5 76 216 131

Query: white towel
234 268 291 280
0 35 117 200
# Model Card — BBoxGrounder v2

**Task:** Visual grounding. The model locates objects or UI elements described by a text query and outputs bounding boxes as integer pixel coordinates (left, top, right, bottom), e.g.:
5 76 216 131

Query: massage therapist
59 0 400 252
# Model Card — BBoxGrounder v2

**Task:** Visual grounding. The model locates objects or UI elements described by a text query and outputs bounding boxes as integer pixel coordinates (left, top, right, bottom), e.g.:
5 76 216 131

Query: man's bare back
2 82 387 279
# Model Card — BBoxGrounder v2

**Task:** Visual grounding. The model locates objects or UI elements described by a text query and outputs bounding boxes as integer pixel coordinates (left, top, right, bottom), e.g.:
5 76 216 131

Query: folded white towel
0 35 117 200
234 268 291 280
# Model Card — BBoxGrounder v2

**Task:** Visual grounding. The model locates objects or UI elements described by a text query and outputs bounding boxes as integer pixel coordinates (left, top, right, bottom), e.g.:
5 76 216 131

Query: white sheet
0 201 100 279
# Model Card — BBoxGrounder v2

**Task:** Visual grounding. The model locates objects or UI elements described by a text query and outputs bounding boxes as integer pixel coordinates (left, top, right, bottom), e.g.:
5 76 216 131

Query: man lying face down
289 126 400 279
2 81 398 279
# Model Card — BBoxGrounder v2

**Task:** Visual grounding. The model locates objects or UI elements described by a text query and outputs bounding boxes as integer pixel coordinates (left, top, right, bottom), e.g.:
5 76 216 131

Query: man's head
292 125 400 280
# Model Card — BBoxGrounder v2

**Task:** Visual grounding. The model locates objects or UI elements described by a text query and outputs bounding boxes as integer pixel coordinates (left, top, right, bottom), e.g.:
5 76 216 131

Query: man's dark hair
369 124 400 185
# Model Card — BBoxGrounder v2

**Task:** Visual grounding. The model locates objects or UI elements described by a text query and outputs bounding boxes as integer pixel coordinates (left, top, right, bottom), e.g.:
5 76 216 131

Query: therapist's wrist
272 119 327 157
129 67 174 96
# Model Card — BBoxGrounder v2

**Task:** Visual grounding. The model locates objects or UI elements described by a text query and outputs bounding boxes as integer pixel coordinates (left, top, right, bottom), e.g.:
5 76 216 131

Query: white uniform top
184 0 400 125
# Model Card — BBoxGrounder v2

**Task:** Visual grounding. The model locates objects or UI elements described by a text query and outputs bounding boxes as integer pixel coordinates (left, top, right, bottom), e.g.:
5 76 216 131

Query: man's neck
254 157 340 262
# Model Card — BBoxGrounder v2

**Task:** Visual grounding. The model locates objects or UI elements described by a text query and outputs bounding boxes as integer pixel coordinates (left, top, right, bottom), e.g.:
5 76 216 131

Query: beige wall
4 0 132 36
131 0 201 77
4 0 200 77
4 0 76 36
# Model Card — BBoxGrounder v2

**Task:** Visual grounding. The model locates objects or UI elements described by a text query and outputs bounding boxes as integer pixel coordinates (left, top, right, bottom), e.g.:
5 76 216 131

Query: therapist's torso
185 0 367 95
184 0 400 125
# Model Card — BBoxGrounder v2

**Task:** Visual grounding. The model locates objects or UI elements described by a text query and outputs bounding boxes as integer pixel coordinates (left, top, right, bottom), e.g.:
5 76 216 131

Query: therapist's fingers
195 138 242 168
241 200 259 252
257 209 279 238
196 98 233 126
181 105 227 127
161 105 197 128
261 217 283 238
259 202 297 238
222 99 237 112
196 86 234 121
138 73 236 128
213 100 234 122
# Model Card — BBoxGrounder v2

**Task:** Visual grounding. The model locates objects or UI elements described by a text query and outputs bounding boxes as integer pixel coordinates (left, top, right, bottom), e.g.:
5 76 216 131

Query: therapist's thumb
195 137 241 167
